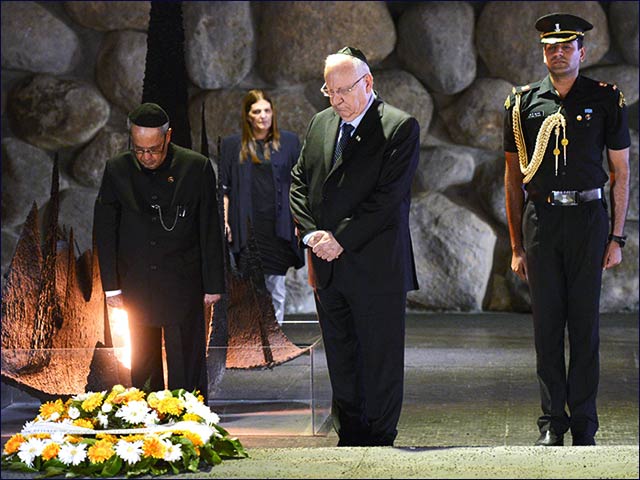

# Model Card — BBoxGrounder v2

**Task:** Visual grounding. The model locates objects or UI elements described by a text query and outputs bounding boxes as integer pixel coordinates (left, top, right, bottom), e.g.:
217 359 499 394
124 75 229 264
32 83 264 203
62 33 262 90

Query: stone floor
2 312 638 478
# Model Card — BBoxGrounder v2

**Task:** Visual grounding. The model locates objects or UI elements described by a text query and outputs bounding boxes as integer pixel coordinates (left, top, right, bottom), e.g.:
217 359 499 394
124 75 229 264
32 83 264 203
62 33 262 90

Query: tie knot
342 123 354 135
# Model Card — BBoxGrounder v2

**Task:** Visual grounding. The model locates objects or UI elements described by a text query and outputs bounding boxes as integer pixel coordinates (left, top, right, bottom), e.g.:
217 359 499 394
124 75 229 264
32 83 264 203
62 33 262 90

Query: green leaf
41 465 66 478
201 445 222 466
101 455 122 477
187 455 200 472
150 464 168 475
6 460 39 473
168 461 180 475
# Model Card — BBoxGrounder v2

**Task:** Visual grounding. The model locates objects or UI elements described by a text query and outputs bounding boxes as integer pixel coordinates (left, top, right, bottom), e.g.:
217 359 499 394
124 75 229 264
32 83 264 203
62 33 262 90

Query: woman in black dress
219 90 304 324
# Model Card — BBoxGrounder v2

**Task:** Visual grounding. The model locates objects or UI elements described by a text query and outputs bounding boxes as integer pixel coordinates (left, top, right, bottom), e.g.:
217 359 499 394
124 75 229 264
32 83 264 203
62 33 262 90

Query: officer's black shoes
572 435 596 446
535 430 564 446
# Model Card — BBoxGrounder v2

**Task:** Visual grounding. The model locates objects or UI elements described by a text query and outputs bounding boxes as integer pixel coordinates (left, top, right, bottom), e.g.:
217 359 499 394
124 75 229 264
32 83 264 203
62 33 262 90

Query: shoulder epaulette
506 84 532 110
513 84 532 94
596 81 626 108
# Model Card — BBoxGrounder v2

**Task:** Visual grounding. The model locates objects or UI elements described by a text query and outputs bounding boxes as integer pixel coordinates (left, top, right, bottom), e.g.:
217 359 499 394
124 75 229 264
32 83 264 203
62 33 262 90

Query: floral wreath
1 385 247 477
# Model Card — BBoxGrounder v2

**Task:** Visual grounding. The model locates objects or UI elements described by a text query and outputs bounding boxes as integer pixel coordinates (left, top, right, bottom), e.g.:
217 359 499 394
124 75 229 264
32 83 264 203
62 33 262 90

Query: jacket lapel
324 112 341 173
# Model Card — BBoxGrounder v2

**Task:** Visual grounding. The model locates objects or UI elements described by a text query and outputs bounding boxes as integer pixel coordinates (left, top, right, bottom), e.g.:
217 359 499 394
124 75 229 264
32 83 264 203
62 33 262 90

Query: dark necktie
332 123 354 166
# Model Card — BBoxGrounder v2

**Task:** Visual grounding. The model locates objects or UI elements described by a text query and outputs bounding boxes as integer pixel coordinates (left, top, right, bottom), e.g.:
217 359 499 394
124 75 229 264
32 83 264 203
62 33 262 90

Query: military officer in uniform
504 14 630 446
94 103 225 397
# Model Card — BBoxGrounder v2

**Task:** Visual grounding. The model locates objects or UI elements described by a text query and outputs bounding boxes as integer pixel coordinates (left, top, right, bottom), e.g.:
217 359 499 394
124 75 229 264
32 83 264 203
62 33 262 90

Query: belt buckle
550 190 578 206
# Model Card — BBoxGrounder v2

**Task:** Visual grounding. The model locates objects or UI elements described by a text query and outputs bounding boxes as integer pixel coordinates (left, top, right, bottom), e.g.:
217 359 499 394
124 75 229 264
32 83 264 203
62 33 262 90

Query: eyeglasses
132 135 167 157
320 74 367 98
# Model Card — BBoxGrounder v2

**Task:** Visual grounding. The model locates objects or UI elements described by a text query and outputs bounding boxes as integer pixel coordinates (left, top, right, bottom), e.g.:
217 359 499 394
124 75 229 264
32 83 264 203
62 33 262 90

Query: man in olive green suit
290 47 420 446
94 103 224 397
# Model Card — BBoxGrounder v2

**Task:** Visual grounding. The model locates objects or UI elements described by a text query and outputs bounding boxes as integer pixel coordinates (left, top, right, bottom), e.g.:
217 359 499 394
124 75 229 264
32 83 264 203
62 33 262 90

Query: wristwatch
608 234 627 248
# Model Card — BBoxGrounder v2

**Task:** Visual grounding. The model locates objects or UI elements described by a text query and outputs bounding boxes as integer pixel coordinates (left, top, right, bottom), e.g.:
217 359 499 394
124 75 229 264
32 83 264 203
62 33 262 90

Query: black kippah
336 46 369 67
128 103 169 128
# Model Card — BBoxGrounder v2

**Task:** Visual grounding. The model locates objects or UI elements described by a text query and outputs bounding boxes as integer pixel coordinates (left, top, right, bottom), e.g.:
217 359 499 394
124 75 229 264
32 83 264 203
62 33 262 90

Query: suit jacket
94 143 225 327
219 130 303 268
290 98 419 294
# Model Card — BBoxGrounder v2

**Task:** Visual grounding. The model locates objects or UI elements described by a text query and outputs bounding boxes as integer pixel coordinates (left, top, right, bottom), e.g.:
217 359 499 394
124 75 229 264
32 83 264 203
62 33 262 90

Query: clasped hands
308 230 343 262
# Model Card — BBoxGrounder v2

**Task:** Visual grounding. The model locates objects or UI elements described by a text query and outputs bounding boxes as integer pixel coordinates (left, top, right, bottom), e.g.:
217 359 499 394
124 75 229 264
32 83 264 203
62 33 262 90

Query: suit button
152 217 157 222
151 195 158 200
150 240 157 246
150 265 158 271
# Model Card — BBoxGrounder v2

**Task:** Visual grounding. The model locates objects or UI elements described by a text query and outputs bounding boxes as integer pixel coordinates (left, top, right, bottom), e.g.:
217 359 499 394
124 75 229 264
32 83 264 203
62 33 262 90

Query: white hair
324 53 371 78
126 119 170 134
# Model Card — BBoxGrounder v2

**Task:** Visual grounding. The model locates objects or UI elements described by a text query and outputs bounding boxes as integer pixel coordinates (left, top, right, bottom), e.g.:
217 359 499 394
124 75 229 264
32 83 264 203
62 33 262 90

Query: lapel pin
355 135 361 142
167 176 174 183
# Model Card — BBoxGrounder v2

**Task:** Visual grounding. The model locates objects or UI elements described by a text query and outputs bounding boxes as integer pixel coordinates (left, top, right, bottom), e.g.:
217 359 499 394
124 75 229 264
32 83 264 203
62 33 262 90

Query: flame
108 307 132 369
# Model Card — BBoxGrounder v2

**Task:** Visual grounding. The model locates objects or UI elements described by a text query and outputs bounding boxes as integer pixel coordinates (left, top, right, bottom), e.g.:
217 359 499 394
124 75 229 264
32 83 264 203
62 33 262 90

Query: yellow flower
147 392 160 408
122 434 145 442
156 397 184 416
39 399 64 419
41 443 60 461
142 436 167 459
113 387 146 405
81 392 104 413
105 385 125 404
182 413 201 422
65 435 82 444
96 433 118 443
73 418 94 429
3 433 25 454
87 439 115 463
125 388 147 402
181 431 203 447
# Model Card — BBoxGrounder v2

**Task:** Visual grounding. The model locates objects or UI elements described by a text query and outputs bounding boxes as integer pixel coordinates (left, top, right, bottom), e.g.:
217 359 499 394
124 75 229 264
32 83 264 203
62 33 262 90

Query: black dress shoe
535 430 564 446
572 436 596 446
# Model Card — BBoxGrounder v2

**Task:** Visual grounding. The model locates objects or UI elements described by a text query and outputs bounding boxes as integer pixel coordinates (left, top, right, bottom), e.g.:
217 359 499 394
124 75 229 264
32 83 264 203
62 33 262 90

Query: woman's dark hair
240 89 280 164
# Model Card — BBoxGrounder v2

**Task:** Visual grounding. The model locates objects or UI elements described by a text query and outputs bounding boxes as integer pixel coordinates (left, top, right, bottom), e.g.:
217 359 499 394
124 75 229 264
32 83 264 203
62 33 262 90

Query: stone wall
2 1 638 313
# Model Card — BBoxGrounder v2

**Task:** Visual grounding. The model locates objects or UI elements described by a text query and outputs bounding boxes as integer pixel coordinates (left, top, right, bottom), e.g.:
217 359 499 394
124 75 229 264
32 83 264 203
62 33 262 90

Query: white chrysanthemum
182 392 199 407
96 413 109 428
156 390 172 400
23 419 36 430
114 400 150 425
181 392 218 425
72 392 91 401
114 440 143 464
144 410 160 426
58 442 87 466
17 438 46 467
49 411 60 421
188 402 220 426
101 402 113 413
67 406 81 420
162 440 182 462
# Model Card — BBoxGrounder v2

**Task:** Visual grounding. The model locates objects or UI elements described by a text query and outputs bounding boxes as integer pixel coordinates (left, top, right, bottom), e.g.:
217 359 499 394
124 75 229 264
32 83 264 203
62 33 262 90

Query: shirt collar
540 74 584 97
339 92 375 133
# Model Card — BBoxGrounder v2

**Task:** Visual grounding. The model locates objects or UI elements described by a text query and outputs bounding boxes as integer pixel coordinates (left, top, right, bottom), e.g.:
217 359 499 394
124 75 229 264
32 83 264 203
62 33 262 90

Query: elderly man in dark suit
94 103 224 397
290 47 420 446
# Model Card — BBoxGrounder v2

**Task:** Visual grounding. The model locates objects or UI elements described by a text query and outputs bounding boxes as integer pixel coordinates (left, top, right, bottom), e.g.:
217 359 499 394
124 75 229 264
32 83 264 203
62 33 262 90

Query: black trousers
314 284 406 446
523 200 608 439
129 307 208 398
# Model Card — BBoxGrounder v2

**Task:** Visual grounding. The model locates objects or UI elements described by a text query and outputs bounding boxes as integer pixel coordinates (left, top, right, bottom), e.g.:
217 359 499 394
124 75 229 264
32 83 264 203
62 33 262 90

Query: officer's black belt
528 187 603 206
